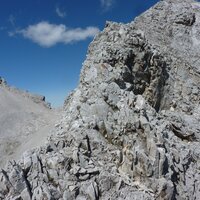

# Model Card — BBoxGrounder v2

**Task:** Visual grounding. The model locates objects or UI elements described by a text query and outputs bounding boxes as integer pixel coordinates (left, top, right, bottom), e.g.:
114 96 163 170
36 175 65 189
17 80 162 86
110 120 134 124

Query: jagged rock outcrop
0 77 7 85
1 0 200 199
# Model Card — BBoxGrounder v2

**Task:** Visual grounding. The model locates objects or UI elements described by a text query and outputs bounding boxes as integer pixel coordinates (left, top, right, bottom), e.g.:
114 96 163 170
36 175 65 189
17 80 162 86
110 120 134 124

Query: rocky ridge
0 77 51 109
0 78 59 168
1 0 200 199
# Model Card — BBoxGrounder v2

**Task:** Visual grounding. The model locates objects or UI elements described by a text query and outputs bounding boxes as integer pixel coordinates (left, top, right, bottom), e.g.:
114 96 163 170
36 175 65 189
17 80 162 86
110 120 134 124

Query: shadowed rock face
1 0 200 199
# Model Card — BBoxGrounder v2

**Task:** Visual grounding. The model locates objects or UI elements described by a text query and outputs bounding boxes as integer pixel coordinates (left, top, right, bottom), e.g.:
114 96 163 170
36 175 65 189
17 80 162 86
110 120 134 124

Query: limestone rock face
1 0 200 199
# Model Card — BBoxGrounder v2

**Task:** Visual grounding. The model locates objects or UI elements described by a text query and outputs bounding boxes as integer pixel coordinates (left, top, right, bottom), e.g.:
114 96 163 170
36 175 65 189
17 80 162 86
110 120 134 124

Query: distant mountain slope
0 79 59 167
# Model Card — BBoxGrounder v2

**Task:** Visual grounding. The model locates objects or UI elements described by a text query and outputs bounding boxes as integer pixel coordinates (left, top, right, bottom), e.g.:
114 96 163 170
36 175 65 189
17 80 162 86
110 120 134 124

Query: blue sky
0 0 159 107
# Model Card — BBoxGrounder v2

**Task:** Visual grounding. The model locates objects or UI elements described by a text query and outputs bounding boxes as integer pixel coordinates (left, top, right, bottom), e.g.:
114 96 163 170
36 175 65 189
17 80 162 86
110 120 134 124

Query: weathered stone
1 0 200 199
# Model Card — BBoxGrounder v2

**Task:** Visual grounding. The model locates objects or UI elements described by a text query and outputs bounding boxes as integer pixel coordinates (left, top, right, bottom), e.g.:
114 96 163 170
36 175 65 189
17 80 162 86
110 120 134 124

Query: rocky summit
1 0 200 199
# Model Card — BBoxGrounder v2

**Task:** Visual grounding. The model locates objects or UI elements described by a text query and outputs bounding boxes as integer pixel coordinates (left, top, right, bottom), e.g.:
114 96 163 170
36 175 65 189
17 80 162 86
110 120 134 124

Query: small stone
87 168 99 175
79 168 87 174
69 185 78 192
21 188 31 200
79 174 90 181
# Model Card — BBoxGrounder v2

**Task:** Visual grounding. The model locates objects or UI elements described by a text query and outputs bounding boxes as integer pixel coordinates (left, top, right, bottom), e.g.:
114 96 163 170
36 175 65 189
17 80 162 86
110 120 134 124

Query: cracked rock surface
1 0 200 199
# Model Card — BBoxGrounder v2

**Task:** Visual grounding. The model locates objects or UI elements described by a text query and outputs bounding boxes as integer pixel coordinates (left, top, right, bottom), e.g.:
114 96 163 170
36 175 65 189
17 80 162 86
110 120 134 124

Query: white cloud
13 21 100 47
56 7 66 18
100 0 114 11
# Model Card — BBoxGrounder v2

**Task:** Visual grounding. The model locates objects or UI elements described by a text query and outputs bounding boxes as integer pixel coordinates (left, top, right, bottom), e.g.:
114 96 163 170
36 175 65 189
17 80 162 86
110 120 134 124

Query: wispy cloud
10 21 99 47
8 15 15 27
8 31 16 37
56 7 66 18
0 27 7 31
100 0 114 11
